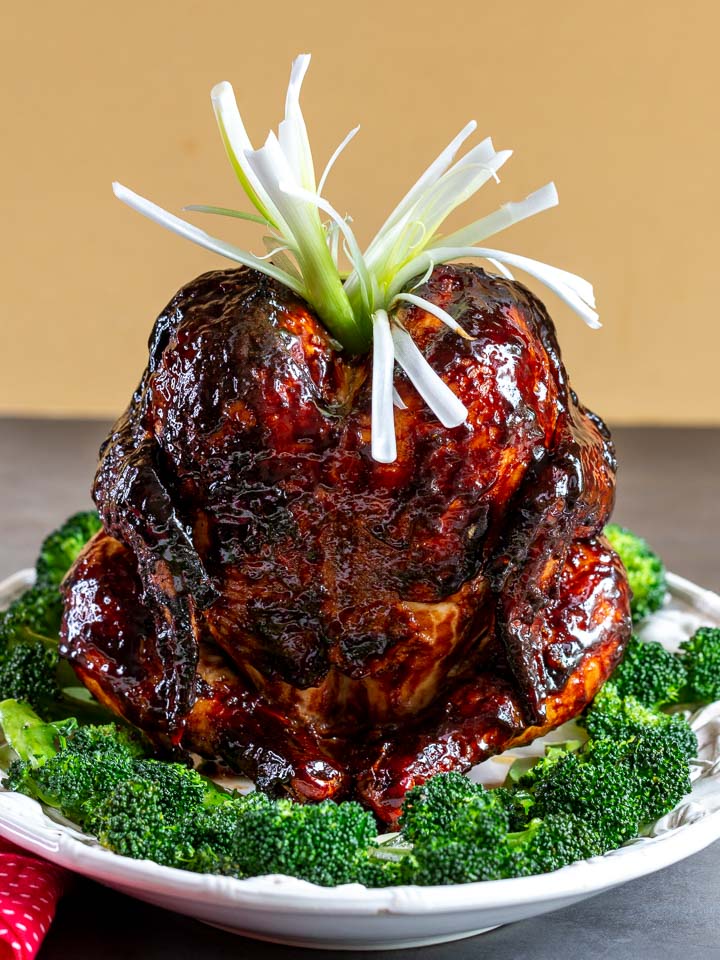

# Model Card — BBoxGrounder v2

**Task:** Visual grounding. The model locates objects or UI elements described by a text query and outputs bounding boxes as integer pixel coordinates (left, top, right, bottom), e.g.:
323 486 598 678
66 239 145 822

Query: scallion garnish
113 54 598 463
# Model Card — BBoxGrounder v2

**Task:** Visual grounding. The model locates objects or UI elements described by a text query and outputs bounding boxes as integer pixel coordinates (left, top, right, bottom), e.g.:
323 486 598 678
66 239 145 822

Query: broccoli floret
605 524 666 622
523 738 646 850
6 711 236 851
5 710 147 826
395 770 606 884
611 635 688 708
523 725 693 851
508 814 604 876
0 644 60 710
583 684 698 761
680 627 720 703
193 793 270 853
223 798 376 886
399 772 486 842
627 725 693 822
64 722 147 761
129 759 229 816
10 746 137 826
94 780 197 867
0 578 113 722
356 855 407 888
398 780 512 884
0 586 64 715
95 787 265 871
35 510 102 588
403 832 505 885
182 793 278 875
0 585 63 652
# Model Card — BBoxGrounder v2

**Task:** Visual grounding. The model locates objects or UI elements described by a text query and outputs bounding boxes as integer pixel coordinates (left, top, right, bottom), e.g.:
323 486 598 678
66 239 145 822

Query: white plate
1 568 720 951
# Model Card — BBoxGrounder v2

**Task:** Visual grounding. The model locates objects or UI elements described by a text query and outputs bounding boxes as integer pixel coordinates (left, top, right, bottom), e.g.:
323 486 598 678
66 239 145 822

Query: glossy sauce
60 264 631 822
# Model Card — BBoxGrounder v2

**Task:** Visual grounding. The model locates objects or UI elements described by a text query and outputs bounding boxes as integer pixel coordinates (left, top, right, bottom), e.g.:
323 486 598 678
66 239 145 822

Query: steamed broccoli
520 723 692 851
0 666 702 889
2 701 241 860
508 814 604 876
372 774 603 884
35 510 102 588
680 627 720 703
583 684 698 760
94 780 197 867
628 725 693 822
61 721 147 761
224 797 377 886
0 585 63 652
0 512 109 720
605 524 666 622
0 586 65 715
4 704 148 825
126 758 229 817
0 588 110 721
0 644 60 710
399 772 485 842
92 770 237 869
611 635 688 708
183 793 276 874
521 738 646 849
398 781 512 884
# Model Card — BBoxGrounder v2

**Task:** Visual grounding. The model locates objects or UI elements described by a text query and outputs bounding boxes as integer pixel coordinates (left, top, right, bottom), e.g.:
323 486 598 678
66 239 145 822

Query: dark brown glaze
61 531 349 800
357 536 631 823
60 263 632 822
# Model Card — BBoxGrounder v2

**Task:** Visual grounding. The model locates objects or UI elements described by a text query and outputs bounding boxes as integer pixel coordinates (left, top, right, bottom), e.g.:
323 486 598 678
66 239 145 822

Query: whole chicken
60 262 631 824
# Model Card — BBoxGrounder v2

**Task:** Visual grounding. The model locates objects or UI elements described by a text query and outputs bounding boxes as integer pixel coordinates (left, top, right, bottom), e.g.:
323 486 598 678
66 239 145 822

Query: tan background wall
1 0 718 423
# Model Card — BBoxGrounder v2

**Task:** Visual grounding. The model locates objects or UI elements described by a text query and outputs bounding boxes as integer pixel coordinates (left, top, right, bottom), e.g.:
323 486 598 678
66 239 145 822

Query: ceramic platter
0 567 719 951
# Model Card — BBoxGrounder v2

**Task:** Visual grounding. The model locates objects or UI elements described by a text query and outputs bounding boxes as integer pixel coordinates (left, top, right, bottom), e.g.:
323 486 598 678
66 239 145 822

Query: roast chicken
60 263 631 824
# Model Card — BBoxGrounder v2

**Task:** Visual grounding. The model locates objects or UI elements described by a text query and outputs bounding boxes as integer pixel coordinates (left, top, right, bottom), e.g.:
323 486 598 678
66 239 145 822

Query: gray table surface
1 419 719 960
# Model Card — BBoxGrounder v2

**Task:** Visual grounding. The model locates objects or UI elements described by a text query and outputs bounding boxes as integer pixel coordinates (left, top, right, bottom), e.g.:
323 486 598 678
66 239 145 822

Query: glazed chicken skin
60 263 631 824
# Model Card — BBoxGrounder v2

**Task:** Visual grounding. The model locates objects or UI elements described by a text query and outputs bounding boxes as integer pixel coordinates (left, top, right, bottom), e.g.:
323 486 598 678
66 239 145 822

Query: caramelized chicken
60 264 631 823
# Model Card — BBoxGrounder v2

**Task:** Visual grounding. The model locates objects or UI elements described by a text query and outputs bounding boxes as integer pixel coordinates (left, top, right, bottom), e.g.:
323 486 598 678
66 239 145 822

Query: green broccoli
60 721 147 761
93 780 197 867
4 706 147 826
0 586 65 716
521 720 693 851
35 510 102 588
399 772 485 842
0 594 112 721
0 699 76 767
127 758 229 816
680 627 720 703
376 775 603 884
392 775 519 884
0 514 111 721
355 855 407 888
183 793 275 874
611 635 688 708
95 787 273 871
521 738 646 850
508 814 604 876
223 797 377 886
605 524 666 622
583 684 698 760
0 585 64 652
399 789 512 884
627 725 693 823
0 644 60 710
